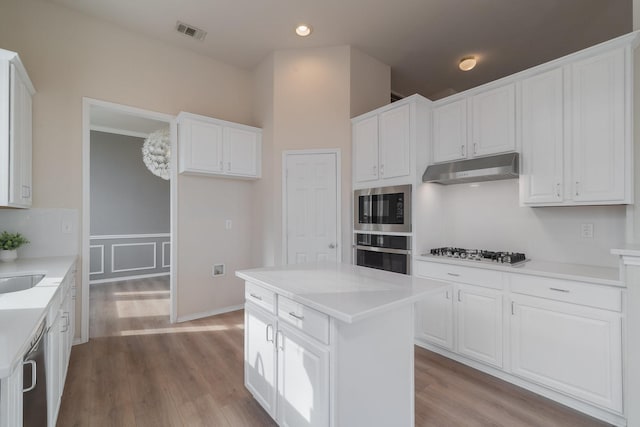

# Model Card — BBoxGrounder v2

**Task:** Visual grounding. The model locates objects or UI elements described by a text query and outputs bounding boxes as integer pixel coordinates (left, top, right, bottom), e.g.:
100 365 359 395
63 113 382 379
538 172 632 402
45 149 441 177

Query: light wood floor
58 277 609 427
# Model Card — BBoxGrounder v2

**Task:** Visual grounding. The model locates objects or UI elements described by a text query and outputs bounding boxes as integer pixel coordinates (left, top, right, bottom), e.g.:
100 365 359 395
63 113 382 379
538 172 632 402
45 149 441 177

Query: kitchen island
236 262 448 427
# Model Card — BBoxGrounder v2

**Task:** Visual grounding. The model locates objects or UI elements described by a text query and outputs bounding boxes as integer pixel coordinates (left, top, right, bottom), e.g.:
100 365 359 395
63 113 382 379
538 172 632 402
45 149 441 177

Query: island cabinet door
244 304 277 418
276 323 329 427
456 284 504 368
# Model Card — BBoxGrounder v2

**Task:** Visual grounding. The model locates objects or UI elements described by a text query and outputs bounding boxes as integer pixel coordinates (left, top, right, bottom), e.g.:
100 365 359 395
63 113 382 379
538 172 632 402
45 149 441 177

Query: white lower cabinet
510 293 622 412
0 362 22 427
244 303 277 418
277 322 329 427
456 284 503 368
46 266 76 427
414 259 624 424
415 286 454 351
245 299 329 427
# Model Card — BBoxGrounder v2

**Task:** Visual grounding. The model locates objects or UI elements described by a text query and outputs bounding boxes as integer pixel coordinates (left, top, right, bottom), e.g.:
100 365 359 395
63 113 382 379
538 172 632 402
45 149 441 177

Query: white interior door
285 152 338 264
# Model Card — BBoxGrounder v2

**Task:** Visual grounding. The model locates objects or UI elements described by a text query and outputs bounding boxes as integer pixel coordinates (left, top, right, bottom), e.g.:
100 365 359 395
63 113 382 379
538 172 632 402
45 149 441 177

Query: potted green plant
0 231 29 262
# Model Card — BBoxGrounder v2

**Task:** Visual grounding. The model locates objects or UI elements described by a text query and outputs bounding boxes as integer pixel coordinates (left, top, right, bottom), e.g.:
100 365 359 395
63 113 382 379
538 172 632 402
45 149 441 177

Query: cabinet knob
372 165 377 176
473 143 478 155
575 181 580 196
380 164 384 176
329 243 336 249
556 183 561 198
461 145 465 157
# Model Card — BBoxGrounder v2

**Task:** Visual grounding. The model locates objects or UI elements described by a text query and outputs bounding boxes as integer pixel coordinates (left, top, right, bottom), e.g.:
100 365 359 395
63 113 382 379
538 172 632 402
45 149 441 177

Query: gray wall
90 130 169 235
90 131 170 281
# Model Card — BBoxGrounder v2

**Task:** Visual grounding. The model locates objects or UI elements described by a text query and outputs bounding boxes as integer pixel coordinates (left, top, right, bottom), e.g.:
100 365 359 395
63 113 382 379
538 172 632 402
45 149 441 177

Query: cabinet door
244 304 277 418
415 286 454 350
9 63 32 207
510 294 622 411
378 103 411 180
456 284 503 368
179 119 223 174
432 99 467 163
520 69 564 204
0 362 23 427
353 116 379 183
46 312 62 427
571 48 626 202
470 83 516 157
277 323 329 427
223 127 260 177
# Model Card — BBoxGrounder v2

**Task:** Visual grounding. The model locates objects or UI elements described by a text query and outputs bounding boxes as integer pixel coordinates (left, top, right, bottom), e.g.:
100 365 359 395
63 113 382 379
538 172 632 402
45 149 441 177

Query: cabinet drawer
509 274 621 312
245 282 275 313
415 260 504 289
278 296 329 345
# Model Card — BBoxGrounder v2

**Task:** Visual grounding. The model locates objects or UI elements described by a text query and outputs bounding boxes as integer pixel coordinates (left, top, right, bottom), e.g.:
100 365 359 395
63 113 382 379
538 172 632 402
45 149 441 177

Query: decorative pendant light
142 128 170 180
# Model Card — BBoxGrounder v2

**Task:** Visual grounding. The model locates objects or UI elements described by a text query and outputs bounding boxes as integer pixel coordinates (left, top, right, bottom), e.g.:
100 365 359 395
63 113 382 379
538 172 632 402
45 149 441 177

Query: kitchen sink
0 274 45 294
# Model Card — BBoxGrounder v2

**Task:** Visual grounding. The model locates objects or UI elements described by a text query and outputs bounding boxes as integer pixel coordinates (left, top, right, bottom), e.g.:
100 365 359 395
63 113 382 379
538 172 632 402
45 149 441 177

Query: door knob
329 243 336 249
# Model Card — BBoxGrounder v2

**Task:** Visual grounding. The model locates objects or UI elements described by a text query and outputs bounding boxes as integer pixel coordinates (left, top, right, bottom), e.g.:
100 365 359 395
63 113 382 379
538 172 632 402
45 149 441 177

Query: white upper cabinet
432 99 467 163
571 48 626 203
178 112 261 179
353 115 379 183
352 95 430 189
0 50 34 208
378 104 411 179
223 126 260 177
520 68 564 204
432 83 515 164
470 84 516 157
520 45 631 206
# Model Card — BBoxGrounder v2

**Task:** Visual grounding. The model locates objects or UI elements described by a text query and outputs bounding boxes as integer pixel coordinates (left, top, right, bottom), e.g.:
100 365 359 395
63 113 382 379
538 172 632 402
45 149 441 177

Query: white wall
0 0 256 324
0 208 78 258
251 46 391 267
415 179 626 268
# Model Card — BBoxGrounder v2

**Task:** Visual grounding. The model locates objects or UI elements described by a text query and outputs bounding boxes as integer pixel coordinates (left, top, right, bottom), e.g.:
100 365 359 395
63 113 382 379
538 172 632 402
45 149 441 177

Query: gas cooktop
425 247 528 266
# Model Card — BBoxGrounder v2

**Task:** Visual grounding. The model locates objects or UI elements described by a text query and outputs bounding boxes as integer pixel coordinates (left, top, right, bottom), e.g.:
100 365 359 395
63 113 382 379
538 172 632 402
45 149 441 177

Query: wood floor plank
57 277 610 427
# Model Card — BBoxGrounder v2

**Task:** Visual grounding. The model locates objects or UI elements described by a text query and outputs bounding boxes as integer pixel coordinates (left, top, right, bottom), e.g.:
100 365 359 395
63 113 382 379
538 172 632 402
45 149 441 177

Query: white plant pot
0 249 18 263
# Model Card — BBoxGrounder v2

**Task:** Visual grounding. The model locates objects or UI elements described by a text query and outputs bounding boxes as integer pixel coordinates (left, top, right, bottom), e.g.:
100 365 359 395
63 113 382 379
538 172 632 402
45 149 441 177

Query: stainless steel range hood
422 153 519 185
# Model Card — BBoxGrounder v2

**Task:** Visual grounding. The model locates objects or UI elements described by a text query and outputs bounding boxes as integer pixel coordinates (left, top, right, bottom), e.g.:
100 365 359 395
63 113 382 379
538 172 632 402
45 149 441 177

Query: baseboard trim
414 340 626 427
90 272 170 284
73 337 86 346
176 304 244 323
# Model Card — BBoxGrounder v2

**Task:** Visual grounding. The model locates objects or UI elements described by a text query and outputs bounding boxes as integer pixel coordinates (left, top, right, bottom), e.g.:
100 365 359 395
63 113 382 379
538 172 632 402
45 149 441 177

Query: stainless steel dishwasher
22 319 47 426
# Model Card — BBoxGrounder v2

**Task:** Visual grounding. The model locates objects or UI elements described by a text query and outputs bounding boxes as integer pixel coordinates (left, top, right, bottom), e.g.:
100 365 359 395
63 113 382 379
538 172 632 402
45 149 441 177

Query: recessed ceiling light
459 56 477 71
295 25 312 37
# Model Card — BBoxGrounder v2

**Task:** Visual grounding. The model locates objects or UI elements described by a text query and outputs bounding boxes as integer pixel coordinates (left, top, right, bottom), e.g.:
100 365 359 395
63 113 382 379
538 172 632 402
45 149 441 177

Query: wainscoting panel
90 234 170 283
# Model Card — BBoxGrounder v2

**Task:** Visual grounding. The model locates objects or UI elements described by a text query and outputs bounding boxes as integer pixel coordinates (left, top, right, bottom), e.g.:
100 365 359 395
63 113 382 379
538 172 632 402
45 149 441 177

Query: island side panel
332 304 414 427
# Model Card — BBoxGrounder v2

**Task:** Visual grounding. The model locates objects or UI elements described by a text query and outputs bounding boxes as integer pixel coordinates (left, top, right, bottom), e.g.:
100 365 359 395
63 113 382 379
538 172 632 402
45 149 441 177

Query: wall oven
354 234 411 275
354 184 411 233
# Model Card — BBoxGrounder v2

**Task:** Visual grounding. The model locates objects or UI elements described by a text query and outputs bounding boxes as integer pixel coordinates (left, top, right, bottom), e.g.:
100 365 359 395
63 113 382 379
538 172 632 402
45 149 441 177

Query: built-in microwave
353 184 411 233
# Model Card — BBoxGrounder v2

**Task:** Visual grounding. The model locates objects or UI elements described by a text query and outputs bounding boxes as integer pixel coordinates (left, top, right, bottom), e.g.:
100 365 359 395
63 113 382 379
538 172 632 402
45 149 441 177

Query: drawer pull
289 312 304 321
266 324 274 343
549 287 570 293
249 293 263 301
447 273 460 277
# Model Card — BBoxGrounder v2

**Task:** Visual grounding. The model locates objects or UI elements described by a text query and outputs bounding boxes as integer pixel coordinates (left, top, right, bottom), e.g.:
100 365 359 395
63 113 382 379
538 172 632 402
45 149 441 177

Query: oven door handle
355 245 411 255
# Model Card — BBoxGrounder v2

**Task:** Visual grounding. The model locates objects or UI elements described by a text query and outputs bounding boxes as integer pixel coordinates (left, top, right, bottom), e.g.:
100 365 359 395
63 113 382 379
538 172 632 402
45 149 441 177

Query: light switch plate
581 223 594 239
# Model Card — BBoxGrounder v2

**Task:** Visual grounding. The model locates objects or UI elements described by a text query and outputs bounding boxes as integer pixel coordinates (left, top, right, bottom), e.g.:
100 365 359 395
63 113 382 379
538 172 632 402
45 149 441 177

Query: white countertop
414 254 622 287
0 256 76 378
236 262 448 323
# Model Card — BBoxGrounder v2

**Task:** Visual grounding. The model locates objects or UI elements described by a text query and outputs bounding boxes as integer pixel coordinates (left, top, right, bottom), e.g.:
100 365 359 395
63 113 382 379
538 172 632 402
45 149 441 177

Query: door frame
281 149 342 264
81 97 178 343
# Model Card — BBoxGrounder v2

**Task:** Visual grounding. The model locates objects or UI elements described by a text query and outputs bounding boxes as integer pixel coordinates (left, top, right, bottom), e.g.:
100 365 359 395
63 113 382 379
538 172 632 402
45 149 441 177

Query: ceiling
48 0 631 100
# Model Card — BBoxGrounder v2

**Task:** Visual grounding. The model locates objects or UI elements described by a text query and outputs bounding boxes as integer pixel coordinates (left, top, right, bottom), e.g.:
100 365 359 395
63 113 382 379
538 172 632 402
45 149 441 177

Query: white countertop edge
236 269 445 323
0 256 77 378
611 246 640 257
414 255 623 288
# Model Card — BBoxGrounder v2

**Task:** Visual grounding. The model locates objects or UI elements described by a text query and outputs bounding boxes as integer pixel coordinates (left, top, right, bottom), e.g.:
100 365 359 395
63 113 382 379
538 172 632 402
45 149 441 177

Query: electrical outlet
225 220 232 230
581 223 594 239
61 219 73 234
212 264 225 277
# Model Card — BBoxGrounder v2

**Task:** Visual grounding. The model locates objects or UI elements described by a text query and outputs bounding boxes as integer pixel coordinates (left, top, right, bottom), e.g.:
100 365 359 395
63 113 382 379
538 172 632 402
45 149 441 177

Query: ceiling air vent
175 21 207 41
